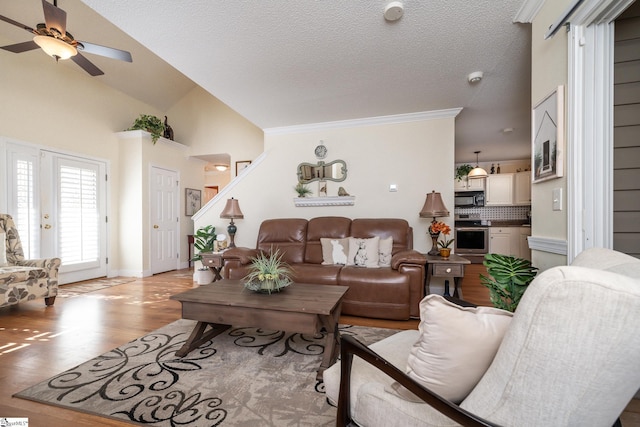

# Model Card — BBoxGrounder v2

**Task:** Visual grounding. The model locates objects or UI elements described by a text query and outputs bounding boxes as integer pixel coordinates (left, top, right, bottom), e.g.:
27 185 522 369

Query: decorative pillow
320 238 349 265
390 295 513 404
378 237 393 267
0 233 7 267
347 236 380 268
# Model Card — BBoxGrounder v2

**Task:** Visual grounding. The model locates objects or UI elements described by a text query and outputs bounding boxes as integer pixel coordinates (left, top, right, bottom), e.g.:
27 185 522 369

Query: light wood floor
0 267 637 426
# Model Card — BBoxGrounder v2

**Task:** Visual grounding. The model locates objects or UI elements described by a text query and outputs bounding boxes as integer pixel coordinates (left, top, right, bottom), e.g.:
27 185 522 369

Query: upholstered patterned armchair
0 214 61 308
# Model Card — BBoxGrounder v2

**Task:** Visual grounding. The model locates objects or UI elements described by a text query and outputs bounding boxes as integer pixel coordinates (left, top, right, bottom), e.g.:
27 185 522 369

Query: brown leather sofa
222 217 427 320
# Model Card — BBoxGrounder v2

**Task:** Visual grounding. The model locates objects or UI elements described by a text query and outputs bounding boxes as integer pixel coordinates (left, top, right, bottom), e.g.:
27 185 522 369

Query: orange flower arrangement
430 221 455 248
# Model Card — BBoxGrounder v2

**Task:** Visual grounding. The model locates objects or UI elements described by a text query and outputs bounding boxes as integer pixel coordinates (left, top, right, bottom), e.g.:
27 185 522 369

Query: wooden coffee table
170 280 349 379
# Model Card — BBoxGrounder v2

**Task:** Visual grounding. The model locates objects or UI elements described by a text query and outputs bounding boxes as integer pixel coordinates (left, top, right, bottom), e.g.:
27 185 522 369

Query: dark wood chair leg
44 296 56 306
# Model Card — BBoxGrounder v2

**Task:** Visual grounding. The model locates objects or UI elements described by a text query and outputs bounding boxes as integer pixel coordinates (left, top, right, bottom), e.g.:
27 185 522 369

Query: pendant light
468 151 488 179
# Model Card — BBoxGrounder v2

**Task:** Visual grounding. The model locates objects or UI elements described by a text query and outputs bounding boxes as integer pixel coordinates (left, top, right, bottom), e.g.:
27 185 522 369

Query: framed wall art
532 85 564 183
236 160 251 175
185 188 201 216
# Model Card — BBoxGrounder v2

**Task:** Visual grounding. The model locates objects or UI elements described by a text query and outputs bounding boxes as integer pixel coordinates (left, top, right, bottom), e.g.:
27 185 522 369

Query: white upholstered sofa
0 214 61 308
324 247 640 426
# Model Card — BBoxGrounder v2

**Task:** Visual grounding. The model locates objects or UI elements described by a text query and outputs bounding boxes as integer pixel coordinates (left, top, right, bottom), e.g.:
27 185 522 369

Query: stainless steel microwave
454 191 485 207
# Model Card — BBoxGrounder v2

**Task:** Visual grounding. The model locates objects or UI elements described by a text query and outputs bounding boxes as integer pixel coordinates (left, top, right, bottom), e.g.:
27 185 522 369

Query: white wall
530 0 570 270
194 113 457 255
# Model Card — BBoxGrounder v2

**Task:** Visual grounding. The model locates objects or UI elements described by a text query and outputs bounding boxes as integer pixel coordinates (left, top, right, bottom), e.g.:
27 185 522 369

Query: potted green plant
480 253 538 312
127 114 166 144
455 164 474 181
191 225 216 263
294 181 313 197
244 249 292 294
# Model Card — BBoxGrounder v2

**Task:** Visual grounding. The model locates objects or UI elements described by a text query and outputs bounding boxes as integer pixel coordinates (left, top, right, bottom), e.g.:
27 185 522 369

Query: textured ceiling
1 1 532 163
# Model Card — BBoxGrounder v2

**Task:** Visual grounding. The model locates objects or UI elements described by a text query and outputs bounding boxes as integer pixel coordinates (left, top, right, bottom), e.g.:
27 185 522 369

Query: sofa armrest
14 257 61 297
390 250 427 270
221 247 260 265
336 334 500 427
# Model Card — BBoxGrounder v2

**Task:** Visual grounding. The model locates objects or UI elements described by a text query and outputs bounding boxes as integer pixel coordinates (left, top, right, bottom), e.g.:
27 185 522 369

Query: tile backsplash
455 205 531 220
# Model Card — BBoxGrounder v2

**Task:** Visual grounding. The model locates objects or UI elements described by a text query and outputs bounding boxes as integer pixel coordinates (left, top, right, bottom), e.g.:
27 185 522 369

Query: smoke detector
384 2 404 21
468 71 483 83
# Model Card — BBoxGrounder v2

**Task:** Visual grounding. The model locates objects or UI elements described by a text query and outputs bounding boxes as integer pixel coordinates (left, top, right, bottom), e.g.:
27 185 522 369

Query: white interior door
150 166 179 274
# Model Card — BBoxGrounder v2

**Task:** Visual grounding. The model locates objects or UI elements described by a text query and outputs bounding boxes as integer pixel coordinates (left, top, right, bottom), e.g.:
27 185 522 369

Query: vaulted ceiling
1 1 533 164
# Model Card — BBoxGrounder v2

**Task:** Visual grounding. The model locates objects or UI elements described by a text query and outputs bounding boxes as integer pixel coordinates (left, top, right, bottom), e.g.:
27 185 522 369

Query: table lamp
419 190 450 255
220 197 244 248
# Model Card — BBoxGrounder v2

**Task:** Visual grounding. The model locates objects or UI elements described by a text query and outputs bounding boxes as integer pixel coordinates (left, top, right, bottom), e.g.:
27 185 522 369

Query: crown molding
513 0 545 23
264 108 463 136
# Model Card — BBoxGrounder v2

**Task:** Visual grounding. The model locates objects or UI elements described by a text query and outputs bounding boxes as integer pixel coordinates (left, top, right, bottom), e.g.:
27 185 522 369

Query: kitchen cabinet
489 227 515 256
514 171 531 205
454 176 485 191
490 226 531 260
486 174 513 205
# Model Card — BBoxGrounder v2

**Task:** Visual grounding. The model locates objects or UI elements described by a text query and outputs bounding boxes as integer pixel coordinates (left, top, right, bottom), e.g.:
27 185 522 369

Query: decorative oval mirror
297 160 347 183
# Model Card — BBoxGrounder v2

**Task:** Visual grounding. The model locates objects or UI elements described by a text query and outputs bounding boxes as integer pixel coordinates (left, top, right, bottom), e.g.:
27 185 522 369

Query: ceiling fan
0 0 132 76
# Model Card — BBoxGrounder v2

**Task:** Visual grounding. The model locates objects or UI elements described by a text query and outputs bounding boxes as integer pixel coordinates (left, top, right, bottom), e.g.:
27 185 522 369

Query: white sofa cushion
401 295 512 403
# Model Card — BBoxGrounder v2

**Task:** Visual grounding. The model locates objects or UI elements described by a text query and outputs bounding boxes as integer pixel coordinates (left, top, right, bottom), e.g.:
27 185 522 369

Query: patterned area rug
14 319 398 426
57 277 137 298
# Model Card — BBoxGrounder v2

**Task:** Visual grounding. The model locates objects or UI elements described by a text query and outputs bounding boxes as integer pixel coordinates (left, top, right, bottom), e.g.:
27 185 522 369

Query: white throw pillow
378 237 393 267
320 238 349 265
0 233 7 267
392 295 513 404
347 236 380 268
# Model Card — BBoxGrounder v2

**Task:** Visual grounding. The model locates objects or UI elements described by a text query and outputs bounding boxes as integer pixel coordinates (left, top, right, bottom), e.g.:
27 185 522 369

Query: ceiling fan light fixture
33 35 77 60
468 150 488 179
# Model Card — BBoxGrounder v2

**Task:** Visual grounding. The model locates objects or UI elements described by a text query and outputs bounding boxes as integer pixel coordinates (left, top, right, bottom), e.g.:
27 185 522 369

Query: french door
5 142 108 284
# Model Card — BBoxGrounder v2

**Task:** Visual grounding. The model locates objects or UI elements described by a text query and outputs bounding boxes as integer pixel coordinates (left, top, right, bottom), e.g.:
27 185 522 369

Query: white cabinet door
454 177 469 191
454 176 485 191
489 228 512 255
467 177 485 190
514 172 531 205
486 174 513 205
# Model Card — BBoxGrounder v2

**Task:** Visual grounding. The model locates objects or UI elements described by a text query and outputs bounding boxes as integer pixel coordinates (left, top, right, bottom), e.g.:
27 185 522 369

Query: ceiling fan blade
41 0 66 35
0 14 35 33
1 40 40 53
77 41 132 62
71 52 104 76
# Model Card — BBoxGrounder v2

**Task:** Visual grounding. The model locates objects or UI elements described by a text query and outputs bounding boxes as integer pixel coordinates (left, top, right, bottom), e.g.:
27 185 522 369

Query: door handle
153 225 159 229
43 224 52 229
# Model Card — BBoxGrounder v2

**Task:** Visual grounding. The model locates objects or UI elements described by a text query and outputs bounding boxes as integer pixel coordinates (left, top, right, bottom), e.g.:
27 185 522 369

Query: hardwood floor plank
0 269 636 426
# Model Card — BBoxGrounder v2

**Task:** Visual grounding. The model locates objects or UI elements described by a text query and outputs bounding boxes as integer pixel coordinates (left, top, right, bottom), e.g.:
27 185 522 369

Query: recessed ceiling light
468 71 483 83
384 2 404 21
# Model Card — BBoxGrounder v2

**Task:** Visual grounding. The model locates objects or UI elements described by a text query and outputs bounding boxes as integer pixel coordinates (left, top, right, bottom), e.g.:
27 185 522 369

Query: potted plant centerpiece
244 248 292 294
127 114 166 144
480 253 538 312
191 225 216 284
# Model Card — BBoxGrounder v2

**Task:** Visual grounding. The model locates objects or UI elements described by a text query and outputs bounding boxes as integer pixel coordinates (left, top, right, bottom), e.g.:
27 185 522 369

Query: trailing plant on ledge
455 164 473 181
127 114 166 144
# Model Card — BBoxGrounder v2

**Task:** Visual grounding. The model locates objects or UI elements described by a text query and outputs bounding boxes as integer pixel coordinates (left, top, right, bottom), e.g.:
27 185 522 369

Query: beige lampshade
468 166 488 179
419 191 449 218
220 197 244 219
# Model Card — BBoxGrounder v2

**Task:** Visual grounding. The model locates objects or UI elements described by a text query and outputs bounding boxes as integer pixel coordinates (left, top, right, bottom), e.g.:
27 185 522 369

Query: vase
428 231 440 256
194 268 214 285
439 248 451 259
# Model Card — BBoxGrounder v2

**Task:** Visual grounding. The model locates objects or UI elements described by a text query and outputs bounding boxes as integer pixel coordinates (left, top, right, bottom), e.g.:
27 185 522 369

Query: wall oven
454 215 489 255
